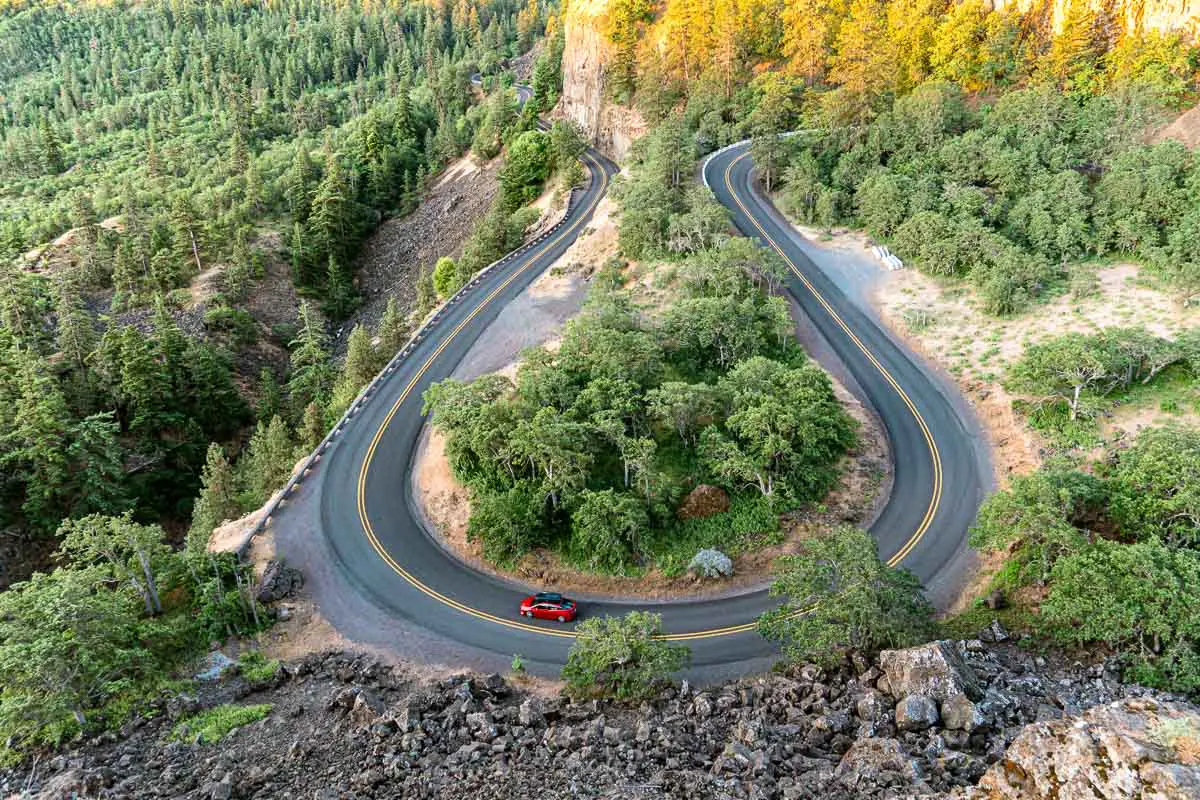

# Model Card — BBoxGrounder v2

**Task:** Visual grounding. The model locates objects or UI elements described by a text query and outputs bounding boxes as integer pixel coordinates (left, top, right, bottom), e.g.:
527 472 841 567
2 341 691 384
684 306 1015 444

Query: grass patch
171 704 272 745
647 494 783 578
237 650 281 684
1018 365 1199 449
937 600 1040 642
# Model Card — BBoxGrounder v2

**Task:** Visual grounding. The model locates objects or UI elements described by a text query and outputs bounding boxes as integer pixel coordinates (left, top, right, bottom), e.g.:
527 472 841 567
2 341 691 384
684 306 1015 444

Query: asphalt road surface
312 138 988 673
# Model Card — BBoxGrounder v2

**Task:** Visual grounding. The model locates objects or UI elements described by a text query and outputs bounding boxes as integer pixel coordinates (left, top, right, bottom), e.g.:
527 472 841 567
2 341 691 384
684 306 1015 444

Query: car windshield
535 592 562 602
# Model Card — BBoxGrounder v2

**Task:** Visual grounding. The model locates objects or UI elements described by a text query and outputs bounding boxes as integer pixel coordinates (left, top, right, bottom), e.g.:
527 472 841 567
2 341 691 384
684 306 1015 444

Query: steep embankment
557 0 646 161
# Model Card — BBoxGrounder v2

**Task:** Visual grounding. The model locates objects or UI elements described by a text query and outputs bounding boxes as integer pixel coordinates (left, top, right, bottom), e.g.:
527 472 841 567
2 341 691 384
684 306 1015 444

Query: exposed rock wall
558 0 646 163
991 0 1200 38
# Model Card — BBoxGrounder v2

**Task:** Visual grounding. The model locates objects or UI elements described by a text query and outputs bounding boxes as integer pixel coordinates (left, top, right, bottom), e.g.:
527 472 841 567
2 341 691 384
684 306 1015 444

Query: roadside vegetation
759 525 934 667
561 611 689 701
597 0 1200 695
970 425 1200 693
171 703 273 745
0 514 264 761
1005 326 1200 446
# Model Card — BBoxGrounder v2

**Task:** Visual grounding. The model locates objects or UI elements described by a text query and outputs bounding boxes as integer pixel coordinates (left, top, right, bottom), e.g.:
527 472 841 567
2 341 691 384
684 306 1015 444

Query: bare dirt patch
1157 101 1200 149
872 262 1200 483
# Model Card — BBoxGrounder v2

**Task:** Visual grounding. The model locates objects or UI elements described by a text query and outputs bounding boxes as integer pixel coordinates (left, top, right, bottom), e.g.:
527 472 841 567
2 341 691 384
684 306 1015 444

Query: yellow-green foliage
171 704 273 745
237 651 281 684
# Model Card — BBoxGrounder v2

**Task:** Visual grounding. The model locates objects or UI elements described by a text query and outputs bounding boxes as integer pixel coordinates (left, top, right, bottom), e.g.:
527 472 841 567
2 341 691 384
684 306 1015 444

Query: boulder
194 652 235 682
976 698 1200 799
350 690 385 727
518 697 544 727
676 484 731 520
835 737 922 783
941 693 987 733
254 560 303 603
979 619 1009 644
895 694 939 732
879 641 983 702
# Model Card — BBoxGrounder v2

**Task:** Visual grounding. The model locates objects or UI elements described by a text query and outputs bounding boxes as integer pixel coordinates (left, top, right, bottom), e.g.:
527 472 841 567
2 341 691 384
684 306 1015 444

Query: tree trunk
1070 384 1082 420
189 229 202 273
136 548 162 615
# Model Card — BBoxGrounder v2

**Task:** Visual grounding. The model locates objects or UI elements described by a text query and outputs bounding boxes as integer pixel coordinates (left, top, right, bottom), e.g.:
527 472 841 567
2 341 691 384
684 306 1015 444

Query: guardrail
700 131 814 191
234 177 590 556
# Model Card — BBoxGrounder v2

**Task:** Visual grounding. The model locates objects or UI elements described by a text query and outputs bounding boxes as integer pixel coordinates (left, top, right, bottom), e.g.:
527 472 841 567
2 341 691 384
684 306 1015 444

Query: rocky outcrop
252 560 303 603
677 484 731 520
992 0 1199 38
880 640 985 702
558 0 647 162
3 642 1197 799
974 697 1200 799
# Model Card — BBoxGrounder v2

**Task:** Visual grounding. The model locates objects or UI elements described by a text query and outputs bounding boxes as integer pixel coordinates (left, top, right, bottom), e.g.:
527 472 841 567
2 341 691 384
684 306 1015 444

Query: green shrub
759 525 934 666
237 650 281 684
561 612 690 701
171 704 273 745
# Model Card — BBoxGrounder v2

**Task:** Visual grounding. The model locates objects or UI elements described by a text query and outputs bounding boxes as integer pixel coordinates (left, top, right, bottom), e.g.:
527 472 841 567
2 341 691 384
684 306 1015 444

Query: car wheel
557 615 566 623
523 610 532 617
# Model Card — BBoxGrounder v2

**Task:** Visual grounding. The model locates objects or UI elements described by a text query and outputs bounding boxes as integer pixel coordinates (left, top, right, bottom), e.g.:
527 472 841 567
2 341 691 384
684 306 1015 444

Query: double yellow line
351 145 942 644
721 152 942 568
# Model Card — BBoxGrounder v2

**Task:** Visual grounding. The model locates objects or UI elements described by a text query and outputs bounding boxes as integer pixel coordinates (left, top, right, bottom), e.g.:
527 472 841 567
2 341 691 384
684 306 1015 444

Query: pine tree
256 368 283 423
53 276 96 371
322 255 358 320
222 232 255 302
70 191 104 286
327 323 377 420
241 415 295 506
284 143 316 223
1 350 73 531
297 401 326 453
188 442 239 546
415 265 437 318
110 242 141 310
376 296 408 364
66 411 127 518
116 325 169 429
308 149 352 268
287 301 334 416
39 115 64 175
151 298 188 390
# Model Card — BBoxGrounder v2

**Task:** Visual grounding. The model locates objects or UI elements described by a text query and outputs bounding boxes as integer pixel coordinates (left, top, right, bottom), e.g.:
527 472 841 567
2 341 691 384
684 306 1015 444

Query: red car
519 592 578 623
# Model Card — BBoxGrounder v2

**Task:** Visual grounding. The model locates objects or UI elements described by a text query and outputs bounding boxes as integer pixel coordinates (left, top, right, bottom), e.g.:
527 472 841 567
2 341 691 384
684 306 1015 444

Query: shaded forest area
0 0 580 756
0 0 564 547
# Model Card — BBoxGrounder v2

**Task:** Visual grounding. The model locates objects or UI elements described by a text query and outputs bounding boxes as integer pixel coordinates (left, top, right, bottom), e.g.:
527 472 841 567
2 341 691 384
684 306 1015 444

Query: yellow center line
349 143 942 646
721 151 943 568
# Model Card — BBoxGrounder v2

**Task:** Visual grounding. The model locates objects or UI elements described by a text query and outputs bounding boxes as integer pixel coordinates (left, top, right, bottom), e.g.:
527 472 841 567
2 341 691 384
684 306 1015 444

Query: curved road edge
704 141 992 607
263 133 991 679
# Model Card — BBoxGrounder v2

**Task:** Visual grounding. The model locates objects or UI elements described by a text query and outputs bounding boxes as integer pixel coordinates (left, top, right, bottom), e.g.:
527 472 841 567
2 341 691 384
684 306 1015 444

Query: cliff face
558 0 646 163
992 0 1200 37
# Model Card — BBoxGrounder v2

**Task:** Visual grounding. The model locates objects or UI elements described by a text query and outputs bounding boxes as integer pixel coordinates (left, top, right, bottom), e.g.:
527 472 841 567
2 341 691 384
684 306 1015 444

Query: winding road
304 135 989 674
